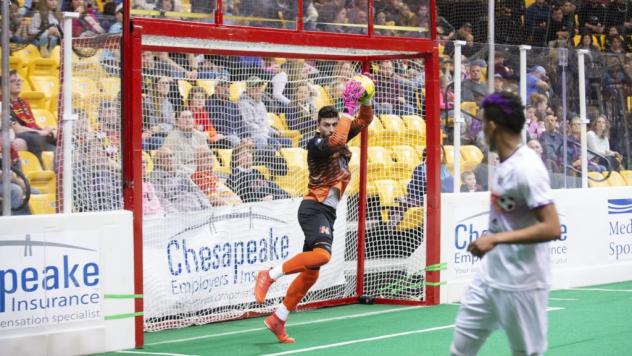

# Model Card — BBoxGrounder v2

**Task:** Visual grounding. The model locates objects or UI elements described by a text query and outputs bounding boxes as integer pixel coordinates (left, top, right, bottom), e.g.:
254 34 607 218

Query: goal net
62 33 430 332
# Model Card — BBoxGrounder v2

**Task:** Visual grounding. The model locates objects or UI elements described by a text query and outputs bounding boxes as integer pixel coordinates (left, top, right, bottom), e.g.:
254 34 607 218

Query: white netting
58 33 124 213
137 52 427 331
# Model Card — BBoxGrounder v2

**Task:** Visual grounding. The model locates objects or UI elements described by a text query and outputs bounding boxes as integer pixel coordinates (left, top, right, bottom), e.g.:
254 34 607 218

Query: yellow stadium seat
9 56 29 78
443 145 459 174
379 115 406 146
41 151 55 171
178 80 193 104
213 149 232 175
373 179 405 207
28 194 56 215
275 168 308 197
313 84 333 109
10 44 41 69
396 207 424 231
49 46 61 69
19 91 48 110
606 171 627 187
100 77 121 99
197 80 215 96
28 170 56 195
253 165 271 180
230 81 246 102
460 145 484 163
588 172 609 188
31 109 57 129
279 147 308 170
142 151 154 175
367 146 393 180
28 75 59 101
620 170 632 186
401 115 426 145
269 113 301 147
367 118 386 146
18 151 43 175
29 58 58 77
72 77 100 103
461 101 478 118
390 145 420 180
72 51 107 78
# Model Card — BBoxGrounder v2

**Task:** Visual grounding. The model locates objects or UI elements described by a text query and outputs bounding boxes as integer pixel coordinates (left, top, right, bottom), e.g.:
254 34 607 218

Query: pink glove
342 80 366 115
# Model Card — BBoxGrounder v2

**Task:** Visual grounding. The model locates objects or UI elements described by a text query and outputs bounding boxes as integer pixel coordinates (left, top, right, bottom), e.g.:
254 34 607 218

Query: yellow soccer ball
352 74 375 102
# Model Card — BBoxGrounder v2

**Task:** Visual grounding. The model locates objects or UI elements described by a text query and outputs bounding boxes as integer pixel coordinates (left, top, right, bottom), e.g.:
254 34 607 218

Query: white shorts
453 281 550 355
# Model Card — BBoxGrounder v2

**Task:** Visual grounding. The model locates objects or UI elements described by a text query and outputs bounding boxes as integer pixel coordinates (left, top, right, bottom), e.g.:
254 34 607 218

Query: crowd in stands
4 0 632 218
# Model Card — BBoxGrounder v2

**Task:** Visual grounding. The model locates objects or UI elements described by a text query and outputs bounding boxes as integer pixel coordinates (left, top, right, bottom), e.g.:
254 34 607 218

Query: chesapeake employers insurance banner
0 230 101 330
440 186 632 303
143 198 348 320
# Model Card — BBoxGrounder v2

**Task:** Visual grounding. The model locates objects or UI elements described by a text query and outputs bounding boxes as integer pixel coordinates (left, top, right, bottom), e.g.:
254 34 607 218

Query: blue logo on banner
608 199 632 215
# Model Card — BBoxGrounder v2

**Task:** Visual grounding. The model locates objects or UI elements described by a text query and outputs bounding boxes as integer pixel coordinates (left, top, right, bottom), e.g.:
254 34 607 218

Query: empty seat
72 77 100 103
460 145 484 163
18 151 43 175
29 58 58 77
28 171 56 195
313 84 333 109
397 207 424 231
390 145 420 180
28 75 59 99
401 115 426 145
196 80 215 96
367 118 386 146
9 56 29 78
100 77 121 99
230 81 246 102
379 114 406 146
606 171 627 187
268 113 301 147
213 149 232 175
620 170 632 186
28 194 56 215
178 80 193 104
588 172 609 188
373 179 405 207
19 91 48 110
31 109 57 129
278 147 308 170
41 151 55 171
367 146 393 180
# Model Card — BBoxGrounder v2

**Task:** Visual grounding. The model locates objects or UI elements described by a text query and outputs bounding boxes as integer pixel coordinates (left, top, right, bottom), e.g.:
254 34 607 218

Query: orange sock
281 248 331 275
283 269 319 311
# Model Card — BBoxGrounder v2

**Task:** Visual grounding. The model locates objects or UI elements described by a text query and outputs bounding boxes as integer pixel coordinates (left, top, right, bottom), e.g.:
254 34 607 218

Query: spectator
374 60 415 115
525 0 551 46
226 142 290 203
65 0 106 37
72 116 122 212
540 113 564 172
9 3 30 44
587 115 623 170
527 138 544 158
108 4 124 33
191 147 241 206
460 171 483 192
188 86 227 146
97 100 121 160
547 6 572 44
462 62 489 103
198 57 230 80
163 109 210 175
269 59 304 112
7 70 56 164
605 0 632 34
142 153 164 216
28 0 62 57
526 66 550 101
206 80 245 148
150 147 212 212
494 51 516 80
0 121 30 215
568 115 607 173
578 0 606 35
443 22 473 57
286 82 318 148
496 0 525 45
142 76 176 150
190 0 216 15
527 105 545 139
238 76 292 149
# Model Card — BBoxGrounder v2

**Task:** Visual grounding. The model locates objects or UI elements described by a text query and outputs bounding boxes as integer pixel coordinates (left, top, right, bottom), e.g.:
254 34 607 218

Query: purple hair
481 93 514 117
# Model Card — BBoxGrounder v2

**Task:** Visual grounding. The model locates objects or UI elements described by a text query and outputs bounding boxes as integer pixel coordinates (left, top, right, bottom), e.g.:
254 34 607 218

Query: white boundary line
147 306 428 346
261 324 456 356
115 351 199 356
567 288 632 293
261 307 566 356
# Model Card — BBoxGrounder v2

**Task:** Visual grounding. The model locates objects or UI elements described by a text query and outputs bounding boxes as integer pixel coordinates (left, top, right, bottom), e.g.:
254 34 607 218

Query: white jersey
479 145 555 291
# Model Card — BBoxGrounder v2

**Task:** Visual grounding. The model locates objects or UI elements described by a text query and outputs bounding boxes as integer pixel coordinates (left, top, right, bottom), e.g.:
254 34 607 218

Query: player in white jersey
450 92 561 356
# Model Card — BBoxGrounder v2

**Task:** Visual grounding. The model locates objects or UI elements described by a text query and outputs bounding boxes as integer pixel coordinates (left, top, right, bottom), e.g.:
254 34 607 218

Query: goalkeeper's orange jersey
303 105 373 204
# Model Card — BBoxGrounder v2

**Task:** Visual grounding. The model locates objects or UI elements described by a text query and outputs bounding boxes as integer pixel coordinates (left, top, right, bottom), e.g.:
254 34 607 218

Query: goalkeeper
253 75 375 343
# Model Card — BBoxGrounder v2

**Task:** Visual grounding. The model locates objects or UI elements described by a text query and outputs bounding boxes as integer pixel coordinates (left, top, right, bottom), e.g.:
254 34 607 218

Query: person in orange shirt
190 147 240 206
253 76 374 343
188 86 225 147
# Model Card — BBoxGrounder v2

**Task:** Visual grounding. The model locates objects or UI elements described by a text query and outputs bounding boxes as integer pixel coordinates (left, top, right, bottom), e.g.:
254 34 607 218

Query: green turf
98 281 632 356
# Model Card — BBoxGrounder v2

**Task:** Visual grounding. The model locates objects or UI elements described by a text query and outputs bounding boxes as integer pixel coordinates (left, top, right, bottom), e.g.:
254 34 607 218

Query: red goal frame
120 0 442 347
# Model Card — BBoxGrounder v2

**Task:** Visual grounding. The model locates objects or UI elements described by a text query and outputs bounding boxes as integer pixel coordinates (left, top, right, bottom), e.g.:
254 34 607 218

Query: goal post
117 1 442 339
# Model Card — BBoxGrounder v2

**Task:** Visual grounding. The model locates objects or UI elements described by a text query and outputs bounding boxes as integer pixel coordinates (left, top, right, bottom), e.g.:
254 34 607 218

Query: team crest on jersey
320 226 331 235
492 193 517 212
